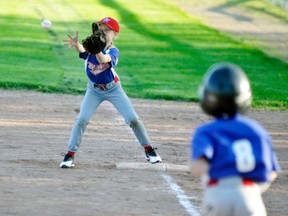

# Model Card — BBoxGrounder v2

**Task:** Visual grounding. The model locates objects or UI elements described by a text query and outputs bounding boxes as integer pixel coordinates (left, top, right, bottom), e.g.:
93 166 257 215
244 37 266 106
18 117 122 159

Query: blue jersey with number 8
191 114 280 183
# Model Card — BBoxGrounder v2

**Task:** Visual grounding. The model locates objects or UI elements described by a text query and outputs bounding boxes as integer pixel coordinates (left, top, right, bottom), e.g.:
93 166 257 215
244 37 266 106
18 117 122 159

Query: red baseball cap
99 17 120 33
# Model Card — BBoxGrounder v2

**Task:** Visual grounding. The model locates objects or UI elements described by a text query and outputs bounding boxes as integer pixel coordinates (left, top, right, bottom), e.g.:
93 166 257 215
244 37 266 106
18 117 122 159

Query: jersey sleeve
254 120 281 174
79 52 89 60
191 128 214 161
271 150 281 172
268 138 281 172
106 48 119 68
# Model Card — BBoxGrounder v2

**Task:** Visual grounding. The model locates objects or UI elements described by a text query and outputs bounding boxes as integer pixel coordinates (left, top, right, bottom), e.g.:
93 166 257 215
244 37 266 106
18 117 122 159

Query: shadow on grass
213 0 288 23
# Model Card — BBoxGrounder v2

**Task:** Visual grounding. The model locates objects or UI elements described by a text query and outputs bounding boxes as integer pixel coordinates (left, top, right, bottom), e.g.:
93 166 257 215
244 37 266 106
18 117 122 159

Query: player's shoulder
193 120 215 136
236 114 265 129
105 47 119 55
195 114 265 132
108 46 119 52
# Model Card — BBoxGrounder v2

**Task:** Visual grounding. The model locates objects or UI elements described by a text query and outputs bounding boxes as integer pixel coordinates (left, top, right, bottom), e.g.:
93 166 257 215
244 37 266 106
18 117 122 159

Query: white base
116 162 189 172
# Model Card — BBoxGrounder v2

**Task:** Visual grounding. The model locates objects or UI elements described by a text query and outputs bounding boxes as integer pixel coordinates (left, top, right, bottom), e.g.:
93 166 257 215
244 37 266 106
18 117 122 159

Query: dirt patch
0 90 287 216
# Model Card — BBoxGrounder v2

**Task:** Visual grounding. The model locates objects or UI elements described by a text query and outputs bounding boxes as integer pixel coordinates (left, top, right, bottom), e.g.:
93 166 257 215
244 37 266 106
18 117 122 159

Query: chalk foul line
161 174 200 216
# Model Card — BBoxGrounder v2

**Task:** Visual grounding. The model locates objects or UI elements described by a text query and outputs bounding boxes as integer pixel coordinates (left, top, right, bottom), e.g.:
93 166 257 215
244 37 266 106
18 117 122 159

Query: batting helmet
199 63 252 118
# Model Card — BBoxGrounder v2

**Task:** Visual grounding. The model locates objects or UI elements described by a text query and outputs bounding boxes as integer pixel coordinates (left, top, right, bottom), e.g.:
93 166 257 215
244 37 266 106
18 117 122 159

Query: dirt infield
0 90 287 216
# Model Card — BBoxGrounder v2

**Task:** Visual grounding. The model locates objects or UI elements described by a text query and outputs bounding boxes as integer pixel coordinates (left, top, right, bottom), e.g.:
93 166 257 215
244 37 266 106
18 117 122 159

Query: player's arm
96 52 111 64
258 171 278 193
190 156 209 176
270 170 277 182
74 41 86 53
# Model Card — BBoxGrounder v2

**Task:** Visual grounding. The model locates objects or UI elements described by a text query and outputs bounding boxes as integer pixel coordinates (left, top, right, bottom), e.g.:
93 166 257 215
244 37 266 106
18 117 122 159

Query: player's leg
60 83 103 168
234 186 267 216
107 84 162 163
203 187 233 216
203 178 266 216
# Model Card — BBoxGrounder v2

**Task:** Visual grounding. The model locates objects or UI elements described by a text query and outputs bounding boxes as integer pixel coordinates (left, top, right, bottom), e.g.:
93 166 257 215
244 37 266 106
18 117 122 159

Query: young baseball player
190 63 280 216
60 17 162 168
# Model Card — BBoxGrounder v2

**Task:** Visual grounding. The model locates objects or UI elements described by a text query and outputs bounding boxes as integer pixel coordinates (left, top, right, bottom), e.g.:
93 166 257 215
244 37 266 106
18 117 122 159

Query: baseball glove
82 31 107 54
92 22 100 35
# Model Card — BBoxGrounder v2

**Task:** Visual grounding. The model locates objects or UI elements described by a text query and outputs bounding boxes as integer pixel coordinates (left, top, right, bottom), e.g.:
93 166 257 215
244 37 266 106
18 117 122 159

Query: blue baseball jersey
191 114 280 183
79 47 119 84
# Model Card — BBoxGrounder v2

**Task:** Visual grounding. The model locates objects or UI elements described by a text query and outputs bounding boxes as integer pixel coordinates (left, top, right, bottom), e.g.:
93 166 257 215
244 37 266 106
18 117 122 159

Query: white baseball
41 19 52 29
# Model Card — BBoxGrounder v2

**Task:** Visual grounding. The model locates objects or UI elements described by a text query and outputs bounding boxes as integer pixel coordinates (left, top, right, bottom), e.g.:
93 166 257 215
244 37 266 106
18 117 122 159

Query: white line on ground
161 174 200 216
116 162 189 172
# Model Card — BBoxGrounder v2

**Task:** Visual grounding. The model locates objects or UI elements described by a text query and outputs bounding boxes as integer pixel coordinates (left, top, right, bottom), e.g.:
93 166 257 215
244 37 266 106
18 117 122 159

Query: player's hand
63 31 79 49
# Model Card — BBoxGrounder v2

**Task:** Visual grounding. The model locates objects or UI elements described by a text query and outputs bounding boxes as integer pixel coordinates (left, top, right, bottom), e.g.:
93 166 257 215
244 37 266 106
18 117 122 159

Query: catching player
190 63 280 216
60 17 162 168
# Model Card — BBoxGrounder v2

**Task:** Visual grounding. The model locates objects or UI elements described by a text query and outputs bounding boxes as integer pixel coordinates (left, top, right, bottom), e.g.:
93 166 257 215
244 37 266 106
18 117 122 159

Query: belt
94 76 119 91
208 178 254 186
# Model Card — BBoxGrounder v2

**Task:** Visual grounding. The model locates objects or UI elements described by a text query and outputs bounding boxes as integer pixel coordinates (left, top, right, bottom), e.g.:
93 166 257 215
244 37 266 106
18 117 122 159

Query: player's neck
105 43 114 50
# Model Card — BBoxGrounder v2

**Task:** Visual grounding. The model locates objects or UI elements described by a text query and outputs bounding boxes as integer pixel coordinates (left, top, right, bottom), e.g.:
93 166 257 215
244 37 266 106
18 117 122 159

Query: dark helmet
199 63 252 118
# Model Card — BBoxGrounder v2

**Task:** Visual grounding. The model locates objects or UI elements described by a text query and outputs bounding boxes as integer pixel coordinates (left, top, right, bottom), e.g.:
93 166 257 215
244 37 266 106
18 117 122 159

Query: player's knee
128 117 140 127
76 116 89 127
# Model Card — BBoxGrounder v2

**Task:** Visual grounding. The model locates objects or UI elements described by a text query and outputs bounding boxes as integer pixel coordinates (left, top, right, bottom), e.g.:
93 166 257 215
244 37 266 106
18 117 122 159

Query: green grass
0 0 287 110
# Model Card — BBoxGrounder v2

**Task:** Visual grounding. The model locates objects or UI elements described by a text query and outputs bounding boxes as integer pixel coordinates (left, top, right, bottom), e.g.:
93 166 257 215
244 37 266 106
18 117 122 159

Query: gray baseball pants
67 80 151 152
202 177 266 216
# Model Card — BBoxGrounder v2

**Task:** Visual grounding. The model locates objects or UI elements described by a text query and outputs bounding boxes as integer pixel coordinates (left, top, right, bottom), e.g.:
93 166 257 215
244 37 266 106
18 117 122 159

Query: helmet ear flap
199 63 252 118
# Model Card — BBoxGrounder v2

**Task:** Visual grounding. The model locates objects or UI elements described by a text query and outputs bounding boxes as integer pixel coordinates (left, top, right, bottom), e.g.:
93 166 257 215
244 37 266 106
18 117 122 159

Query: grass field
0 0 287 110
